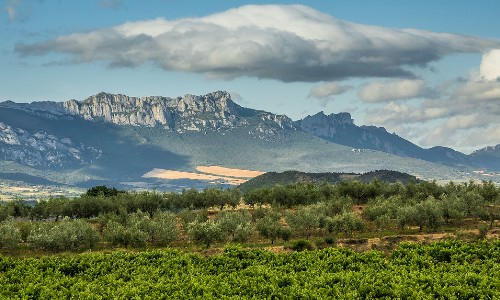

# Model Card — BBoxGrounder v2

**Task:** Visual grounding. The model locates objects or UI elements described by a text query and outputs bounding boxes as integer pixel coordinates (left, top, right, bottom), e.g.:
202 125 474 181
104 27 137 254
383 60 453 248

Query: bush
0 219 21 250
149 211 179 246
102 220 148 248
187 220 223 248
28 219 99 252
287 239 314 252
326 211 364 235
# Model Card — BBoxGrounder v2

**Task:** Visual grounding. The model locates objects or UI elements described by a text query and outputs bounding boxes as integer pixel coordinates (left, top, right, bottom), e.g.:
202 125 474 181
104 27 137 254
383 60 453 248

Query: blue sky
2 0 500 153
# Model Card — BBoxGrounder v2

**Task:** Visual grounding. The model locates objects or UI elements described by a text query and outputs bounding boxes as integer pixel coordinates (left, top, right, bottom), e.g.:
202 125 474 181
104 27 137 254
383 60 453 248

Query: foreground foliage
0 240 499 299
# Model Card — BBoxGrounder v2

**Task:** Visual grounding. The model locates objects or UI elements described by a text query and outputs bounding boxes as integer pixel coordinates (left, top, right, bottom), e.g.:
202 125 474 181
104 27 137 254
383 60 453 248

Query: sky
1 0 500 153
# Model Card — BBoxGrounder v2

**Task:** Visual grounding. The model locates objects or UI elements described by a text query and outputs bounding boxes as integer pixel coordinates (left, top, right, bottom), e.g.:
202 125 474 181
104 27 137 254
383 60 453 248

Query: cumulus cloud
365 50 500 152
308 82 352 107
480 49 500 81
309 81 351 99
15 4 500 82
358 79 431 102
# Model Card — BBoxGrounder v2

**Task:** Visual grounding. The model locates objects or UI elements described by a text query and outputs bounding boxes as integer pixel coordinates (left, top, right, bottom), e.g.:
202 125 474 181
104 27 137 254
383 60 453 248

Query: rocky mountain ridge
1 91 296 136
296 111 474 168
0 91 499 192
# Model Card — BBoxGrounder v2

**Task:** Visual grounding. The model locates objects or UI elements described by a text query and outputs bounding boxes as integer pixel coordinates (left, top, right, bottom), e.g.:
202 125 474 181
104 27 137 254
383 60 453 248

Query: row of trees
0 202 367 252
1 180 498 222
0 180 499 252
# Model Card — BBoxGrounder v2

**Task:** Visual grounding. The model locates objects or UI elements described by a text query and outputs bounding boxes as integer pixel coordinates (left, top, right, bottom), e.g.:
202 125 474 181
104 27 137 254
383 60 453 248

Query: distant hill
237 170 419 191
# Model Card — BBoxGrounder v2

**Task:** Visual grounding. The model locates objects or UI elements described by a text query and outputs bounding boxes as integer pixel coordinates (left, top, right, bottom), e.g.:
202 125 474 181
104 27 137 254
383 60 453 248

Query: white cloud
358 79 429 102
5 0 22 21
309 82 351 99
463 126 500 149
480 49 500 81
365 68 500 152
15 4 500 82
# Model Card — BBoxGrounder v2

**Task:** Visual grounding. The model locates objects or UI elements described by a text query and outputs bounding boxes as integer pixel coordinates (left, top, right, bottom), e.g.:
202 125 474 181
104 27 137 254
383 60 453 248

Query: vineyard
1 180 500 298
1 240 499 299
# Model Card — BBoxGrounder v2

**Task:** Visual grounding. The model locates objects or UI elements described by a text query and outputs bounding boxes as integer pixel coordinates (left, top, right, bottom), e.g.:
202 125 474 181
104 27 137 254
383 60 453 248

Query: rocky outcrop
298 111 353 137
59 91 296 134
0 122 101 168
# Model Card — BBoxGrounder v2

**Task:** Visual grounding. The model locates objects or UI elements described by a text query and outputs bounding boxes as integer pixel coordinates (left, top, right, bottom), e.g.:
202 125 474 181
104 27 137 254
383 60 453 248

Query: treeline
1 180 498 221
0 180 499 252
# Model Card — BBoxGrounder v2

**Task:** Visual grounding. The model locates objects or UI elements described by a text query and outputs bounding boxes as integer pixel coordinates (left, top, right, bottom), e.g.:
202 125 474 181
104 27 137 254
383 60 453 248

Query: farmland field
1 240 499 299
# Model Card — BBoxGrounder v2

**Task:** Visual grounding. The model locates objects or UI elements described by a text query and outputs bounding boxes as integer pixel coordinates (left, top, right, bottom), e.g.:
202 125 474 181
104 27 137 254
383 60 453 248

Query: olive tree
0 218 21 250
217 210 252 241
326 211 364 235
285 206 320 239
187 220 223 248
28 219 99 252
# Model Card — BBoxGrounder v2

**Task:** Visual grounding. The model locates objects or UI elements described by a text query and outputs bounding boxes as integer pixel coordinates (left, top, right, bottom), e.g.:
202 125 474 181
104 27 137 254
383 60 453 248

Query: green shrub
28 219 99 252
102 220 148 248
187 220 223 248
0 219 21 250
288 239 314 252
149 211 179 246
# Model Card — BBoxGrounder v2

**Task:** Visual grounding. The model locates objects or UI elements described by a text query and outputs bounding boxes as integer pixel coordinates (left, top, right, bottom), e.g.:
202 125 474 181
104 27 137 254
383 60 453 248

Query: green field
1 241 499 299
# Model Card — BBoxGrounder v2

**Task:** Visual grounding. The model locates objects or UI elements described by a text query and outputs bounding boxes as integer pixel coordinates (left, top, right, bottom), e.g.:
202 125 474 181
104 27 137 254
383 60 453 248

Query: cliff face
60 91 296 133
0 91 298 169
298 111 354 137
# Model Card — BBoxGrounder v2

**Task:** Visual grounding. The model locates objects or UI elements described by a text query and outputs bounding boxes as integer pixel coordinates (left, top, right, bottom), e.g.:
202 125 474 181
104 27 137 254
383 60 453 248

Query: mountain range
1 91 499 191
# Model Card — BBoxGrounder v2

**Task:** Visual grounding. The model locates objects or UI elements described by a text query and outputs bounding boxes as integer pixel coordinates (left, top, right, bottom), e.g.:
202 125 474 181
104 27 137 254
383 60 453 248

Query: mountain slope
296 111 474 168
0 92 496 190
470 144 500 170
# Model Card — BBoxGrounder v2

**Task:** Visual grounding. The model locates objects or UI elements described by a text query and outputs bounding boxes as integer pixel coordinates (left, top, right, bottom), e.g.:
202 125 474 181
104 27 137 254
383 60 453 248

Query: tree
86 186 121 197
28 219 99 252
0 218 21 250
233 222 253 243
439 193 466 223
285 206 320 239
149 211 179 246
217 210 252 241
396 197 443 231
461 190 485 217
45 197 71 221
102 220 148 248
256 214 290 244
326 211 364 235
187 220 223 248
